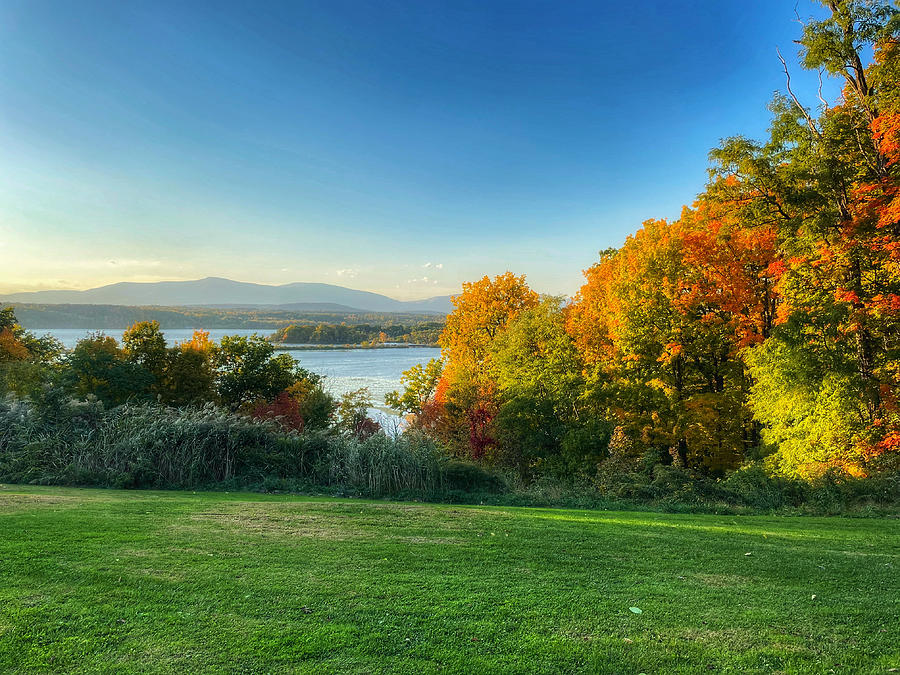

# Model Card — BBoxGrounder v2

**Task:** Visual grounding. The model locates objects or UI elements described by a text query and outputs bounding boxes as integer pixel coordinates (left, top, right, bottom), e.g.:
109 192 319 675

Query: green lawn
1 486 897 674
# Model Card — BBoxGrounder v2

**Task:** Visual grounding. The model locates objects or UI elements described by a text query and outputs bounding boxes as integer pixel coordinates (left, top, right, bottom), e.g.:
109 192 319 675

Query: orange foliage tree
433 272 539 460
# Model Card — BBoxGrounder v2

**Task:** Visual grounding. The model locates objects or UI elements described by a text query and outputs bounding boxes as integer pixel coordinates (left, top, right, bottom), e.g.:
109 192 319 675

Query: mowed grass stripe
1 485 897 674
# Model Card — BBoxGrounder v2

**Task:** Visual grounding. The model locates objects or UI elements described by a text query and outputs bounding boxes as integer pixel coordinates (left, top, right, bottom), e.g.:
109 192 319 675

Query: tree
215 334 306 410
491 298 608 476
336 388 380 439
440 272 539 377
64 333 153 406
567 217 758 474
286 376 336 431
122 321 169 394
0 306 63 364
385 358 443 416
434 272 539 460
708 0 900 476
163 330 217 406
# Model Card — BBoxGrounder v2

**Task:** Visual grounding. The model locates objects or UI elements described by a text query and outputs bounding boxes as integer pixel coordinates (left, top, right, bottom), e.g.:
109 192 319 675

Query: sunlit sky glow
0 0 836 299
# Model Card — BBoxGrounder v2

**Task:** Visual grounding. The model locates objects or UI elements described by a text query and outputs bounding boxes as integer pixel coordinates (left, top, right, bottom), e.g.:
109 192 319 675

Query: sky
0 0 838 300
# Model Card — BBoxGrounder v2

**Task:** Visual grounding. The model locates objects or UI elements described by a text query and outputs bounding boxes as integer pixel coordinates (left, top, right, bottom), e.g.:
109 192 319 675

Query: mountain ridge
1 277 454 314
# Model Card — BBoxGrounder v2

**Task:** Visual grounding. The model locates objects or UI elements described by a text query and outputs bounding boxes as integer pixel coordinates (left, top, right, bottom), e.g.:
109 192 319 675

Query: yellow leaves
180 330 212 353
441 272 538 373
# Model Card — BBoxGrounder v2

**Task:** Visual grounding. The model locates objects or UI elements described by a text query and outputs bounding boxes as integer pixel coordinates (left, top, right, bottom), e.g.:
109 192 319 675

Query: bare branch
817 69 829 110
776 46 822 138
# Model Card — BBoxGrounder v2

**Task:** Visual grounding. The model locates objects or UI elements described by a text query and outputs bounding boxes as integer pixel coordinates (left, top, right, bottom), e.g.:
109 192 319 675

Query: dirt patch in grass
185 506 368 541
679 628 757 651
0 493 82 512
391 535 462 546
694 573 753 587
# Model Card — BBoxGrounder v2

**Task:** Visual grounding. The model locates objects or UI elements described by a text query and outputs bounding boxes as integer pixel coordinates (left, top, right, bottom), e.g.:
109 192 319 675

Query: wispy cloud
106 259 162 268
335 268 359 279
422 262 443 270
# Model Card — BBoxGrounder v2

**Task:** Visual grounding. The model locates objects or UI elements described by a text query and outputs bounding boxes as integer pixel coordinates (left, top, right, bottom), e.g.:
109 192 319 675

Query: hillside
1 277 454 314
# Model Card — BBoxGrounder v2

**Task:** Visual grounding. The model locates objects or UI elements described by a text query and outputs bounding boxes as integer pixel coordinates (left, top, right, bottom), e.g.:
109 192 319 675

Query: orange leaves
834 288 860 305
180 329 212 353
441 271 538 374
872 113 900 167
569 200 782 360
0 328 30 363
766 260 786 278
565 256 619 366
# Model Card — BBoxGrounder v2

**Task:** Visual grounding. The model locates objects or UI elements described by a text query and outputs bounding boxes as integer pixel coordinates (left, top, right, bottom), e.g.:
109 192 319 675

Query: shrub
442 460 506 492
0 393 453 498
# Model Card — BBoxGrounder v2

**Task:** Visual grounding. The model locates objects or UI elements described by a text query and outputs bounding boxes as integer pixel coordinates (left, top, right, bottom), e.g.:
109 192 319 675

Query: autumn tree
567 209 781 474
709 0 900 477
0 306 64 398
435 272 538 460
163 330 218 406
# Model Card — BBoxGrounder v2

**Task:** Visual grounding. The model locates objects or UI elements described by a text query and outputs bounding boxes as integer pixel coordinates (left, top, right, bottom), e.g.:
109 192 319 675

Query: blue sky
0 0 836 299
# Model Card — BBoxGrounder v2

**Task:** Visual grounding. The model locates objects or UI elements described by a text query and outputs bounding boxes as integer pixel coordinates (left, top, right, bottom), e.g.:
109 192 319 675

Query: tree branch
776 46 822 139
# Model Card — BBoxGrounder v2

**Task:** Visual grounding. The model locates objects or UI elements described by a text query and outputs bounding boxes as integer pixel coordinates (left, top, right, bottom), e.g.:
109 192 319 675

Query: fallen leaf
629 607 643 614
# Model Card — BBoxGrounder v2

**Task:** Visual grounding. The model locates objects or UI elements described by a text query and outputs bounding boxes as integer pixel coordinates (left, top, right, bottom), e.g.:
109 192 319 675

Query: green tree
491 298 607 476
215 334 305 410
65 333 153 406
122 321 169 394
336 387 380 439
162 331 217 406
385 358 443 416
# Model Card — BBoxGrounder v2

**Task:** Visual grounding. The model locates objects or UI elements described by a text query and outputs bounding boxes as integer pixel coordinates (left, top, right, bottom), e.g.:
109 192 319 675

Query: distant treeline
273 322 444 345
10 303 446 330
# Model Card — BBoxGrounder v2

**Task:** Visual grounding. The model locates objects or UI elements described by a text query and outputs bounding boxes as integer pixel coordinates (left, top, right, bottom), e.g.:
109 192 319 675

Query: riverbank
272 342 438 350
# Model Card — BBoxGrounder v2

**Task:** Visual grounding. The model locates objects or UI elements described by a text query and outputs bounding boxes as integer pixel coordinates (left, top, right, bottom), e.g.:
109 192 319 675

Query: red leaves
250 392 305 432
467 401 496 461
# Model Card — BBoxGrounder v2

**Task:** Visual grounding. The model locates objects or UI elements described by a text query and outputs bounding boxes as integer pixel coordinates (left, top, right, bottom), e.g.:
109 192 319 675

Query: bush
2 390 898 514
442 460 506 492
0 394 448 496
722 464 803 509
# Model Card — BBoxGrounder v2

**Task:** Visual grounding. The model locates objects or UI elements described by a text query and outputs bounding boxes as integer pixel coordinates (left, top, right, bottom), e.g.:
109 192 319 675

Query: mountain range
1 277 454 315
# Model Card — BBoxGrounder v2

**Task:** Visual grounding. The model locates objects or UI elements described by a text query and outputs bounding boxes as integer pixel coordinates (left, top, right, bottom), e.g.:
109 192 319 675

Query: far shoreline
272 343 439 351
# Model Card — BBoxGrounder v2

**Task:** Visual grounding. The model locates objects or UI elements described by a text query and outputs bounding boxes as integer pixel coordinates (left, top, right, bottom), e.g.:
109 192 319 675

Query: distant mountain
1 277 454 314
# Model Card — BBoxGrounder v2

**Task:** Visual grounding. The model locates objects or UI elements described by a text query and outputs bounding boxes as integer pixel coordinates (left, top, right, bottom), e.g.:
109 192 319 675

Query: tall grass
0 394 453 496
320 431 446 495
3 393 896 513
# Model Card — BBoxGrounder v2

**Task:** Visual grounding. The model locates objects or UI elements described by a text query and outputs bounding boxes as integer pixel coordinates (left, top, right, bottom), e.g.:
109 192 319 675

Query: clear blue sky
0 0 836 299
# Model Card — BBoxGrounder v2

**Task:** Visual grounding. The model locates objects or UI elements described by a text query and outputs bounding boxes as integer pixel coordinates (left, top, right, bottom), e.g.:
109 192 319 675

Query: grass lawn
0 485 897 674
